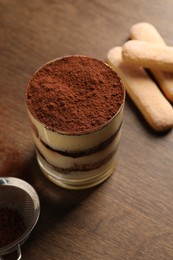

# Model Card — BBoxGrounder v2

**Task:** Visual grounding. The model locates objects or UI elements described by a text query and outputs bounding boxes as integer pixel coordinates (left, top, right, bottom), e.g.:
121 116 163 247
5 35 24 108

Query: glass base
36 152 116 190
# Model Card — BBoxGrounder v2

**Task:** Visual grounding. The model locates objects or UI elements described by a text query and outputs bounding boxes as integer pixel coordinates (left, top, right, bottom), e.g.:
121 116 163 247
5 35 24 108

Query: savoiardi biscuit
122 40 173 72
130 22 173 102
107 46 173 132
130 22 165 45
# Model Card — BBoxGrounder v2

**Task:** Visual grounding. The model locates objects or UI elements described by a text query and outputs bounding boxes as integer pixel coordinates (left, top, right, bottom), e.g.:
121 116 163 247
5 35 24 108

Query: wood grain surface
1 0 173 259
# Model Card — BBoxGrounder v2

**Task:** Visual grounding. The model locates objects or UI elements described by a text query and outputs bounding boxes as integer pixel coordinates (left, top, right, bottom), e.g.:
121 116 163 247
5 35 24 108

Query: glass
25 56 125 190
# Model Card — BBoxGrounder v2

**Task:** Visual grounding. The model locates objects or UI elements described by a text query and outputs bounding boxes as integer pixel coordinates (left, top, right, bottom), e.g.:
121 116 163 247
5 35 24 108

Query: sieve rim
0 177 40 255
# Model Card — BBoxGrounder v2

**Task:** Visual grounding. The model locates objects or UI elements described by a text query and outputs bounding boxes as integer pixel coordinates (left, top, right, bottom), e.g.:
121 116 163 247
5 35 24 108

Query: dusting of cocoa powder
26 56 125 134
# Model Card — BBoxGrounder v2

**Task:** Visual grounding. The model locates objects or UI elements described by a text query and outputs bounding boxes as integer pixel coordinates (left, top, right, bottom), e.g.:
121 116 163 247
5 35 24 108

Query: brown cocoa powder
26 56 125 134
0 208 25 247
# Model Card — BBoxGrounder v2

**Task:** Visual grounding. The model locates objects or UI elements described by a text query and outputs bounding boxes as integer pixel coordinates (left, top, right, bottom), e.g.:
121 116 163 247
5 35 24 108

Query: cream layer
27 105 124 152
36 149 117 181
32 127 122 171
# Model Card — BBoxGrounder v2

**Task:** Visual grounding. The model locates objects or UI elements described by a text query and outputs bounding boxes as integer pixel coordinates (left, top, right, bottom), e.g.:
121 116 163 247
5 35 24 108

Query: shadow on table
20 152 100 234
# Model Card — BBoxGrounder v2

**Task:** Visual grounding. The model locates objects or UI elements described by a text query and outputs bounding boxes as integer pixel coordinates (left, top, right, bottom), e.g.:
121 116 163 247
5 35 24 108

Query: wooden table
1 0 173 259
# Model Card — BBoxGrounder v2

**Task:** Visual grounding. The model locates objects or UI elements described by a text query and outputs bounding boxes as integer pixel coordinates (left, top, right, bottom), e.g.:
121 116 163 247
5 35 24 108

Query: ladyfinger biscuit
130 23 165 45
107 46 173 132
122 40 173 72
130 22 173 102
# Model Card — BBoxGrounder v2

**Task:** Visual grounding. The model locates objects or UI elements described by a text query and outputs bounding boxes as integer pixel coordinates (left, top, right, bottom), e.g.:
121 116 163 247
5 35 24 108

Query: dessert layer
32 127 121 172
28 106 124 152
40 127 121 157
37 149 116 174
37 148 117 180
26 55 125 134
37 149 116 189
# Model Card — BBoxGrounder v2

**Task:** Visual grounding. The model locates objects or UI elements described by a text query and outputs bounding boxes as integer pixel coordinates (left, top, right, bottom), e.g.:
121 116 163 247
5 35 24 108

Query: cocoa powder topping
26 56 125 134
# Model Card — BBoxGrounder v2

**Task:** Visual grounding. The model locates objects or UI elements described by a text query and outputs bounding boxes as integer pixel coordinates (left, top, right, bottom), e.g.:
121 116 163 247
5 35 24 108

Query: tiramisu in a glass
25 56 125 189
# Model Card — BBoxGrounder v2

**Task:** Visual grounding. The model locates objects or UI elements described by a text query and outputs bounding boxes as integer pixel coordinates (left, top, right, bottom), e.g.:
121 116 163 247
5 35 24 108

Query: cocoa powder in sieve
0 208 25 247
26 56 124 134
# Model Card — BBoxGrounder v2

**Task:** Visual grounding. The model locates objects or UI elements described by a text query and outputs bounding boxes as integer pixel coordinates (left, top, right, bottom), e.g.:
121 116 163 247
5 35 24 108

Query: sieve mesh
0 186 34 228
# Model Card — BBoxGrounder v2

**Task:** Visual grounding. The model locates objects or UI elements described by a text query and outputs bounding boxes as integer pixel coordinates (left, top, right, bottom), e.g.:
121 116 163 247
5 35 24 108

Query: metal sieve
0 177 40 260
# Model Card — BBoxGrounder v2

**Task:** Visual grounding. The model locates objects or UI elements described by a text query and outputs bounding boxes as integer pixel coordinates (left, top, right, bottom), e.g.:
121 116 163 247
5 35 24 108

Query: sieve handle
16 244 22 260
0 244 22 260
